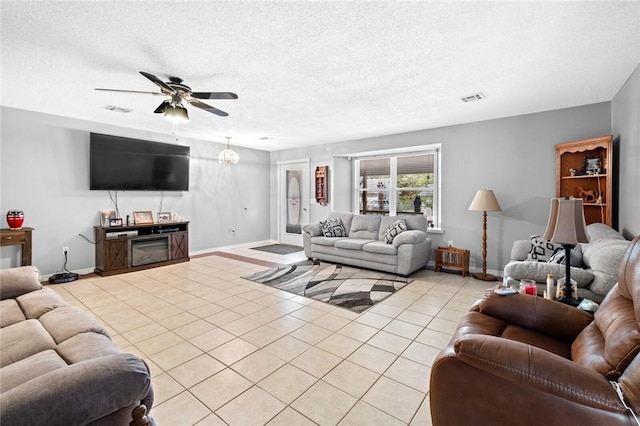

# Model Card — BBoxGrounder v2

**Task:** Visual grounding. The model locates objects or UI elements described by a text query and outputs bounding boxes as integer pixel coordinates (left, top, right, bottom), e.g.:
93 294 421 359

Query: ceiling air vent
105 105 132 113
460 93 486 103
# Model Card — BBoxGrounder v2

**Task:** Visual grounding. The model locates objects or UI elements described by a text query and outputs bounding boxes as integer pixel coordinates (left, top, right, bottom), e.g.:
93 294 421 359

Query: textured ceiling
1 1 639 151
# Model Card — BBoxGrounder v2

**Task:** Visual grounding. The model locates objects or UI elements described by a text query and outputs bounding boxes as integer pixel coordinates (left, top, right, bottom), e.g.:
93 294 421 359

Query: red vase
6 210 24 229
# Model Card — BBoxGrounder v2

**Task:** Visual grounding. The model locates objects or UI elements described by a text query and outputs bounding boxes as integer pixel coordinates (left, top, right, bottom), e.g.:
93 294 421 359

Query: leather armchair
430 235 640 426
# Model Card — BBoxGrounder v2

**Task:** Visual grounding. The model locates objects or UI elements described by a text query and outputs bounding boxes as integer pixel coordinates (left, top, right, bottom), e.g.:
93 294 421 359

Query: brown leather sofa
430 235 640 426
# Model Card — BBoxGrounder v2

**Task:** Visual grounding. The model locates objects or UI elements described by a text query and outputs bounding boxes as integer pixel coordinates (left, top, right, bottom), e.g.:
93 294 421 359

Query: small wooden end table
0 227 34 266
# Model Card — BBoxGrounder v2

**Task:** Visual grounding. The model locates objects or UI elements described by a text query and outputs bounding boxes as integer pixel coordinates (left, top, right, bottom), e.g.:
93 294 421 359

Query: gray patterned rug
242 260 412 313
250 244 304 255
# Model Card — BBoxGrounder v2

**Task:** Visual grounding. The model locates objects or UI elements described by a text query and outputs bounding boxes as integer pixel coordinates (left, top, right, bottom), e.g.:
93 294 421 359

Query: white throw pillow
527 235 563 262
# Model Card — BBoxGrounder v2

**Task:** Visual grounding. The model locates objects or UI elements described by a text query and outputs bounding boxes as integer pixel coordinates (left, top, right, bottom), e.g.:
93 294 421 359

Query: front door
278 160 309 246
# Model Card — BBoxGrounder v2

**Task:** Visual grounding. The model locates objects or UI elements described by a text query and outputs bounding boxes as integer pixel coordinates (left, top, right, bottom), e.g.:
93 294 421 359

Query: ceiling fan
95 71 238 122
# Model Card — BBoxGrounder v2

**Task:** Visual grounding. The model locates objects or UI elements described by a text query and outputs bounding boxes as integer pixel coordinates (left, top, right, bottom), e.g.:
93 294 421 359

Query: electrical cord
109 190 120 218
62 250 71 273
78 233 96 244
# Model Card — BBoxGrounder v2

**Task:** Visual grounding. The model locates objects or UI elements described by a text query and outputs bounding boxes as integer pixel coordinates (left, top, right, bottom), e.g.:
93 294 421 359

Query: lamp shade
468 190 502 212
542 198 589 244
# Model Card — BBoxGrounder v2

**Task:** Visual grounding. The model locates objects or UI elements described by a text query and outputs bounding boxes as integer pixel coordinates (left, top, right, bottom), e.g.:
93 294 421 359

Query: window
354 146 440 229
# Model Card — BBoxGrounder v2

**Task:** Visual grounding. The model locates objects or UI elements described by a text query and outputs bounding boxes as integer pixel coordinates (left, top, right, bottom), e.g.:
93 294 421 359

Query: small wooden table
0 227 34 266
434 246 470 277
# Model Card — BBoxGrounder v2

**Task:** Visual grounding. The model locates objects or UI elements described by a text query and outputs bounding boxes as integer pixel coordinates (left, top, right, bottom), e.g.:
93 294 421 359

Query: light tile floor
49 247 490 425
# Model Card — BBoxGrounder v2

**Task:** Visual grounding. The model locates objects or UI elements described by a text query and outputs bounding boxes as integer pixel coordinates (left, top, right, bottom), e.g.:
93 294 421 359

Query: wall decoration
315 166 328 205
584 156 602 175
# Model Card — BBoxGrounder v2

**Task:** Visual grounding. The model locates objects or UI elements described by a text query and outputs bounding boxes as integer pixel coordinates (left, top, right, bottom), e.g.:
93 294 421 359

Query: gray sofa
503 223 630 303
303 212 431 275
0 266 154 426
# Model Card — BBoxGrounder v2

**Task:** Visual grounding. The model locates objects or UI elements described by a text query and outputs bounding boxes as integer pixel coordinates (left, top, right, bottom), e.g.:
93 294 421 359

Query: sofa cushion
328 212 354 235
349 215 381 240
17 287 68 320
503 260 593 288
0 319 56 367
527 235 563 262
320 218 347 237
392 230 427 247
57 333 122 364
0 266 42 300
334 238 377 251
38 306 110 344
383 220 407 244
0 349 67 393
0 299 26 328
363 241 398 255
310 236 345 247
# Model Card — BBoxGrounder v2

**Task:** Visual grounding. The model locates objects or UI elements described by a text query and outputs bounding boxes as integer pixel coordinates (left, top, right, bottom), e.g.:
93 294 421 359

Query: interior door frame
277 158 310 246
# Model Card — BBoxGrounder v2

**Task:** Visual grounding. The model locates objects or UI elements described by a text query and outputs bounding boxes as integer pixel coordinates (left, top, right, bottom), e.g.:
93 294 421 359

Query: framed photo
584 156 602 175
100 209 116 227
109 218 123 227
133 210 154 225
157 212 172 223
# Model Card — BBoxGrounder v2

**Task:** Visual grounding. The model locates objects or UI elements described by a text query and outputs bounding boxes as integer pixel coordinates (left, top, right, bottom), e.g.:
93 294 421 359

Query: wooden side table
434 246 470 277
0 227 34 266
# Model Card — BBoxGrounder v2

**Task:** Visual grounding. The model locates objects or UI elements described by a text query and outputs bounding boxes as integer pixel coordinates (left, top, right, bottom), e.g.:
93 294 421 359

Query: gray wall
612 64 640 240
0 107 271 275
270 103 612 275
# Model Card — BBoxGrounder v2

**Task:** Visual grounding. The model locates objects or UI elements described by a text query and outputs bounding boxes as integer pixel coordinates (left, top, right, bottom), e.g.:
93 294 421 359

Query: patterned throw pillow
320 218 347 237
383 219 407 244
527 235 563 262
548 244 583 268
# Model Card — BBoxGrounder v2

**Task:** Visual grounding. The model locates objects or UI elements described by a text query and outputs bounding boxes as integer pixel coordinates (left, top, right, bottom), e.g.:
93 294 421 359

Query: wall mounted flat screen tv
90 133 190 191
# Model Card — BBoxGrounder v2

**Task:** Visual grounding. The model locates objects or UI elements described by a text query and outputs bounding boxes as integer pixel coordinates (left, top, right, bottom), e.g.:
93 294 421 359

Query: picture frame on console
157 212 171 223
109 218 123 227
133 211 154 225
100 209 116 227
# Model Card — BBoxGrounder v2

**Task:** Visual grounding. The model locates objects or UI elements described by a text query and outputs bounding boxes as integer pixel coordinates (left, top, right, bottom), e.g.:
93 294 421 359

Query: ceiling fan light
164 103 189 123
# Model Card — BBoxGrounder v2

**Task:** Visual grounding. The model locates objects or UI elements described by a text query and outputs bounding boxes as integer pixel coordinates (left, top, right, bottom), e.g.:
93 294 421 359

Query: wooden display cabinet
555 135 613 226
95 222 189 276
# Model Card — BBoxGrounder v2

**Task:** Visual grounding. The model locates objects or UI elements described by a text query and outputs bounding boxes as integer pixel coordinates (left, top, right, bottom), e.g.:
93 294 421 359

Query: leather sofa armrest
302 223 323 237
454 334 625 412
392 230 426 247
0 353 153 425
478 291 593 340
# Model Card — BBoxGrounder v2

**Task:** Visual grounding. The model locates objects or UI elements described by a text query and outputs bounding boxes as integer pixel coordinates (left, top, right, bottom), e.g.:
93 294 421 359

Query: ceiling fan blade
139 71 176 94
191 92 238 100
188 99 229 117
95 88 164 95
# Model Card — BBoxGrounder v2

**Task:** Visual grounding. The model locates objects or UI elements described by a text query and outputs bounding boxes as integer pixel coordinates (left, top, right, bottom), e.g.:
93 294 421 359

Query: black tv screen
90 133 190 191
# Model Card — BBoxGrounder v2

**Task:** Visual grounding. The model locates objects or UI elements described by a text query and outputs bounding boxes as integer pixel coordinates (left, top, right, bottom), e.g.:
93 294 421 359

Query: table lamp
468 189 502 281
542 197 589 306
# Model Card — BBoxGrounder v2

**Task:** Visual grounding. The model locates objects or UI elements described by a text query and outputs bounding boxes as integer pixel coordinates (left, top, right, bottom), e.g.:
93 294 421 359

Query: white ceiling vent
105 105 132 113
460 93 486 103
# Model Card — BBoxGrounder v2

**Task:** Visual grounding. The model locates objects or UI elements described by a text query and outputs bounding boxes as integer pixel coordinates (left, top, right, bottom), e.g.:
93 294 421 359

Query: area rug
242 260 412 313
250 244 304 255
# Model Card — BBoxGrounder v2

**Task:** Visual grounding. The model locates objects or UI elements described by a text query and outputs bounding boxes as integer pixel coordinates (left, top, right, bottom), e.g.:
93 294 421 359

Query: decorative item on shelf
413 195 422 213
157 212 172 223
6 210 24 229
583 155 602 175
133 210 154 225
99 210 116 227
218 136 239 164
576 187 597 203
468 189 502 281
109 218 123 227
569 168 578 176
542 197 590 306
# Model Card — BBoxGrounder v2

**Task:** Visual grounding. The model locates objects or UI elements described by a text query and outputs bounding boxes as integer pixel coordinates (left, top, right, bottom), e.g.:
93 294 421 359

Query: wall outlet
62 246 69 255
447 241 453 247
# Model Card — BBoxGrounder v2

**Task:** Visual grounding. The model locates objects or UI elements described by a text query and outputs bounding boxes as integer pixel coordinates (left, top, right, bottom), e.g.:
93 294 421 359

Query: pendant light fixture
218 136 239 164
